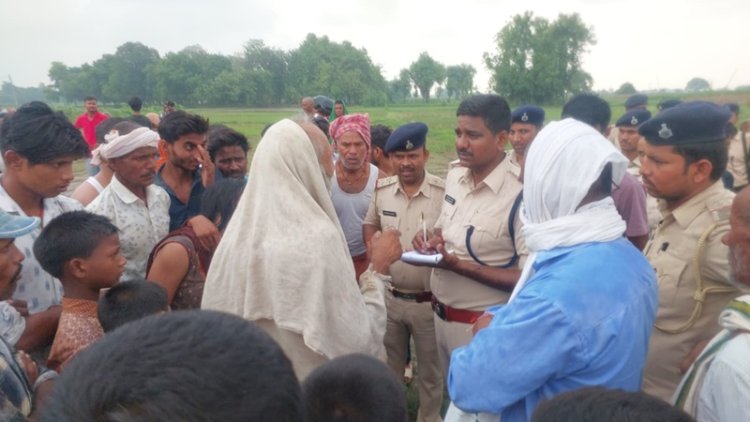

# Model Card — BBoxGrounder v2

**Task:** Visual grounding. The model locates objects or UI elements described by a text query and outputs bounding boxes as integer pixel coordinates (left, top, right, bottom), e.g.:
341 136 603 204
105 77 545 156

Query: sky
2 0 749 94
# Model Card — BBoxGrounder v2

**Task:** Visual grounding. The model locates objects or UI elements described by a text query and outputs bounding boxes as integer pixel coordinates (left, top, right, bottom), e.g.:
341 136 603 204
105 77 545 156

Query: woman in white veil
201 118 401 379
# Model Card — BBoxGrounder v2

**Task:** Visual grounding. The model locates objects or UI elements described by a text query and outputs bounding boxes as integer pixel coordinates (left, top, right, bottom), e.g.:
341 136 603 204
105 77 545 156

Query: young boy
0 101 90 353
33 211 125 372
97 279 168 332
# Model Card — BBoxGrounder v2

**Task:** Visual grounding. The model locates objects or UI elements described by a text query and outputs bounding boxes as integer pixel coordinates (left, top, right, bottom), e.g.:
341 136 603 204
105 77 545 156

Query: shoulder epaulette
376 175 398 189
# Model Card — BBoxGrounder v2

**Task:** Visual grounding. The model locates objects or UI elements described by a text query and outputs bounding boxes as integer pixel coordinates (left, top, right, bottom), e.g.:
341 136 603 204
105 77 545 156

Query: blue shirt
154 166 204 231
448 238 658 421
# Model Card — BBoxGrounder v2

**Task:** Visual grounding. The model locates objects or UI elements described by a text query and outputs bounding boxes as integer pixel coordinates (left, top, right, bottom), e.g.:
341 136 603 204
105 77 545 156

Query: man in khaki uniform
413 94 527 375
608 93 648 150
638 101 740 401
725 103 749 191
507 105 544 171
364 122 444 422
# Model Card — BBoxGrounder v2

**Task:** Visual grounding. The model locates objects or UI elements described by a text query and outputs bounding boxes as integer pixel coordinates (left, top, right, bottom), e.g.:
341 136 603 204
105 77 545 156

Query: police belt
431 297 483 324
389 288 433 303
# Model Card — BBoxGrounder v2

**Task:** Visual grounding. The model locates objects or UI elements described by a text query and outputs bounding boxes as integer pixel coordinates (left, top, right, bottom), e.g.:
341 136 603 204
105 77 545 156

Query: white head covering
201 119 383 359
508 118 629 302
90 126 160 165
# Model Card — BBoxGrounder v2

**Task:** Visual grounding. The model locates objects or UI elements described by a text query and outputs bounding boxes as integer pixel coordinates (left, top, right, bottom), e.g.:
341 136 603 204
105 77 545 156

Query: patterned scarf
673 295 750 414
329 113 371 148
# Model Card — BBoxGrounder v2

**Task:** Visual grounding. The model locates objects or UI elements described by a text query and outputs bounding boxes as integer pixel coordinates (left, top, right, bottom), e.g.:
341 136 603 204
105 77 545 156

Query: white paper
400 250 443 265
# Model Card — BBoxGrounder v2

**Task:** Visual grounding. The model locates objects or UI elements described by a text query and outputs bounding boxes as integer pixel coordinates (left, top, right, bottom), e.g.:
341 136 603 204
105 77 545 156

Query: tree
287 34 387 106
484 12 595 104
388 69 412 102
446 64 476 99
408 52 445 102
242 39 289 105
615 82 637 95
685 77 711 92
101 42 160 102
147 45 232 105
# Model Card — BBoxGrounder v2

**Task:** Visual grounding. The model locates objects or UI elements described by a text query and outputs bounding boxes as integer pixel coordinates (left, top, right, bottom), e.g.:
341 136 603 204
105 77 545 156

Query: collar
457 155 516 194
669 180 728 229
394 171 434 199
156 164 202 193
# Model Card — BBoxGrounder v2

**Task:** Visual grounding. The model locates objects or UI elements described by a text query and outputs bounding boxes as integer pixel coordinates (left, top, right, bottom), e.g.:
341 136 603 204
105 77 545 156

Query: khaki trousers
384 294 444 422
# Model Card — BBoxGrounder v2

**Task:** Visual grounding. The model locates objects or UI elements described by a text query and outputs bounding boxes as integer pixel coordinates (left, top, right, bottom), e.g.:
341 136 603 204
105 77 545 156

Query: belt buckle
432 299 446 320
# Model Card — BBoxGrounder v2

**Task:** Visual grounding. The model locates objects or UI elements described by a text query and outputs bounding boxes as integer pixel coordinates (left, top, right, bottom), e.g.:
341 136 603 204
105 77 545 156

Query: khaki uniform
431 157 527 374
626 157 660 231
506 150 522 174
643 181 739 401
727 131 750 189
363 172 445 422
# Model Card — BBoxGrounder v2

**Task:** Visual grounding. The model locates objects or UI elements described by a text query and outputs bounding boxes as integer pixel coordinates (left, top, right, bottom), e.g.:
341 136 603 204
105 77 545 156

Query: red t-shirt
74 112 108 150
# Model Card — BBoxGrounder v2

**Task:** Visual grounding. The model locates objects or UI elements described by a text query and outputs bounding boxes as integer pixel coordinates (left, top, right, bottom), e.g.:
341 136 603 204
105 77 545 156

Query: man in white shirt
86 121 170 281
0 101 89 353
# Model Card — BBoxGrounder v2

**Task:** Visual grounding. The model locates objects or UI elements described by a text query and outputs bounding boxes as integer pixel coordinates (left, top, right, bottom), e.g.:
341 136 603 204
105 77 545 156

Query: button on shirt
86 176 170 281
431 158 527 311
363 172 445 292
154 166 204 231
0 182 82 314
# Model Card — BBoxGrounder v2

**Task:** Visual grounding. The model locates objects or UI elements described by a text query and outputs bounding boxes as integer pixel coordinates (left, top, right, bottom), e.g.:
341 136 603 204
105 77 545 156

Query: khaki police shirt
363 172 445 292
430 156 527 312
642 180 739 400
727 131 749 188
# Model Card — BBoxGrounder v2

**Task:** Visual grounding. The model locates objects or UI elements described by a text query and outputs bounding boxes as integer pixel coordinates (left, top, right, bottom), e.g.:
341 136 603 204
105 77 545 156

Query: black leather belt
389 288 433 303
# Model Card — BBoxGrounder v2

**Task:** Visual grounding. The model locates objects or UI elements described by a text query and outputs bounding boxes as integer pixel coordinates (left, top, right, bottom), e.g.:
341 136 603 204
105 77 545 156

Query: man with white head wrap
446 118 658 421
202 118 402 380
86 121 170 281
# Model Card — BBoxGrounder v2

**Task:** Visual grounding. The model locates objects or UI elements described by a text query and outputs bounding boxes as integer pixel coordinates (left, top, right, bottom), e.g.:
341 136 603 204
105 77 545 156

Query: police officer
639 101 740 401
363 122 444 422
615 109 651 176
412 94 527 375
608 93 649 149
508 105 545 170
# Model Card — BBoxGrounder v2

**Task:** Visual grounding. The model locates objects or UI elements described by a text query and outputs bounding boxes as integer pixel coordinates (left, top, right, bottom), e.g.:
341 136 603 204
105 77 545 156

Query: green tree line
24 13 602 107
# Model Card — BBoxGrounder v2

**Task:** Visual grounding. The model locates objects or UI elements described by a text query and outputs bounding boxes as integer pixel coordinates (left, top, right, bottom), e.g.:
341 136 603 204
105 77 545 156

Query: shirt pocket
380 211 400 231
654 251 690 310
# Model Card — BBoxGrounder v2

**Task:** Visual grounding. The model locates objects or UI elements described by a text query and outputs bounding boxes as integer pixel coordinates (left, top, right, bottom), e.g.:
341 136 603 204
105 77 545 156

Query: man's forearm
16 306 62 353
447 260 520 292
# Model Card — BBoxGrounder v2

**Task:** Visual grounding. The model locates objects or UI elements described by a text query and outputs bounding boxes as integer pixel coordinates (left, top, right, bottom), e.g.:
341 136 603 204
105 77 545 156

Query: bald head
301 97 315 116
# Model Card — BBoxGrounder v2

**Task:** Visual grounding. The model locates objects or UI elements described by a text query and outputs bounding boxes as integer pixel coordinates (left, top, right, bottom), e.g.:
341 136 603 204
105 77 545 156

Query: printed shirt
448 238 659 421
46 298 103 372
0 181 82 314
86 176 170 281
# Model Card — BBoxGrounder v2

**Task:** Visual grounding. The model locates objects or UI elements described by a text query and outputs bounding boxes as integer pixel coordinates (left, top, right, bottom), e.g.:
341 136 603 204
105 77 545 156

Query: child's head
34 211 124 288
302 353 407 422
98 279 168 332
0 102 90 197
200 179 246 232
40 310 302 421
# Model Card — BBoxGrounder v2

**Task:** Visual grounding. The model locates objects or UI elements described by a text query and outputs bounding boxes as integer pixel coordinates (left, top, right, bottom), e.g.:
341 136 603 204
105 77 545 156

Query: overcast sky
2 0 749 93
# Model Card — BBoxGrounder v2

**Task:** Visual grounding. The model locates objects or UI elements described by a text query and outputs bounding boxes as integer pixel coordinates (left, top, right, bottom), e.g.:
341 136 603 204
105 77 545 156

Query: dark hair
97 279 168 332
33 211 119 279
164 100 175 107
726 123 738 140
562 93 612 133
456 94 511 134
312 115 330 138
200 179 246 232
127 97 143 112
84 96 97 102
157 110 209 143
370 124 393 155
673 141 728 181
95 117 126 144
302 354 406 422
725 103 740 115
0 101 90 164
532 387 695 422
206 124 250 162
39 310 303 422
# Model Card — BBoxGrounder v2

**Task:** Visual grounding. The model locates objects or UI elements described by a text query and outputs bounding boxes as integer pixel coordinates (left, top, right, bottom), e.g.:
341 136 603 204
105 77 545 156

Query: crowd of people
0 90 747 422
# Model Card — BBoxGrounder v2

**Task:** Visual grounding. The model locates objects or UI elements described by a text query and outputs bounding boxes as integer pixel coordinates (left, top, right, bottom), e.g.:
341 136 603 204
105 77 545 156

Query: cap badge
521 112 529 122
630 116 639 125
658 123 673 139
405 140 414 150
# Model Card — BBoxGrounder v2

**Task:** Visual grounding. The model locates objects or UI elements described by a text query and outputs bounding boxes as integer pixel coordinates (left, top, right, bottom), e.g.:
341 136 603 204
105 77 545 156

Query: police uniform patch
521 112 528 122
631 116 639 125
406 140 414 150
445 194 455 205
383 210 397 217
658 123 673 139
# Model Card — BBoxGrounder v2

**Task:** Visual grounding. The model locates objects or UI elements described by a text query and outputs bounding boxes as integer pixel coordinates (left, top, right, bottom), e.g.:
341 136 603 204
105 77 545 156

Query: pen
421 212 427 243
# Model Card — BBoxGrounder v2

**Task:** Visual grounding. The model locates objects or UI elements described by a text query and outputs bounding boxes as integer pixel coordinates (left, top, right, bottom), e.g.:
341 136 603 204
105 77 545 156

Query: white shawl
508 118 629 302
201 119 385 359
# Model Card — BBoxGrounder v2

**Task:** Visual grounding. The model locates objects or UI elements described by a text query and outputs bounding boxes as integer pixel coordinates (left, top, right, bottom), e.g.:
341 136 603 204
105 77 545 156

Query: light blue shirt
448 238 658 421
